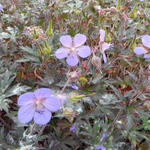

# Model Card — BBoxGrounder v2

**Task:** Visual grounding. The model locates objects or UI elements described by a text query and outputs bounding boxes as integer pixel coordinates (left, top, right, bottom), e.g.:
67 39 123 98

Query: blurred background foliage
0 0 150 149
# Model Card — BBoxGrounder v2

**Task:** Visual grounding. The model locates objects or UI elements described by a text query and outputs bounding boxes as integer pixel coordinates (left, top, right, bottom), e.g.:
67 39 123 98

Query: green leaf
46 20 53 36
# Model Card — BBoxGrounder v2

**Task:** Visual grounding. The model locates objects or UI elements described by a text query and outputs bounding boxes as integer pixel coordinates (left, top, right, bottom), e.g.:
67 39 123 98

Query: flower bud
91 55 101 70
67 71 80 80
143 101 150 110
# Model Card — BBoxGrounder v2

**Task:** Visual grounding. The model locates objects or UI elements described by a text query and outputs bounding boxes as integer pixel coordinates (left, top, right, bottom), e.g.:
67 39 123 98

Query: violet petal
34 88 52 99
142 35 150 48
144 54 150 59
34 109 52 125
73 34 86 47
17 92 35 106
18 104 35 124
102 53 107 63
96 145 106 150
55 48 69 59
66 55 79 66
60 35 72 48
102 42 110 51
43 96 61 112
100 29 105 42
134 47 147 55
77 46 91 58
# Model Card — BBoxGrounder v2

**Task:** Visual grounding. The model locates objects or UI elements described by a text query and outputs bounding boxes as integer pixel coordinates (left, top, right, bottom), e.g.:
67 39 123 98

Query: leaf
129 4 137 18
46 20 53 36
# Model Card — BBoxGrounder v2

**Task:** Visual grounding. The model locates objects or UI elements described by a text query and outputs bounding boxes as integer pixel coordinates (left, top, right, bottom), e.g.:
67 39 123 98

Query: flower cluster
99 29 111 63
55 34 91 66
17 88 60 125
134 35 150 59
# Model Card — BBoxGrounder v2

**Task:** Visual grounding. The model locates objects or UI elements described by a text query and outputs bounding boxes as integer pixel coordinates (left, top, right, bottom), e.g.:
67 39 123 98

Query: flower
0 4 3 10
134 35 150 59
91 55 101 70
148 76 150 82
70 124 76 132
100 132 108 142
55 34 91 66
17 88 61 125
70 83 78 90
96 145 106 150
99 29 111 63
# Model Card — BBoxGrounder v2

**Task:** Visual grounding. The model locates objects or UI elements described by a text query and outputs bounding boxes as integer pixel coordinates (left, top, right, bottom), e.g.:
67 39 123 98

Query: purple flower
148 76 150 82
128 5 134 9
134 35 150 59
0 4 3 10
55 34 91 66
148 65 150 70
99 29 111 63
122 37 127 41
96 145 106 150
70 124 76 132
17 88 61 125
100 132 108 142
70 83 78 90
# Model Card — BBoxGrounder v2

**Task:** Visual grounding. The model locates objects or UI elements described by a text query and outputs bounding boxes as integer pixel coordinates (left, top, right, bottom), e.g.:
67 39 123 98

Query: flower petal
0 4 3 10
43 96 61 112
55 48 69 59
17 92 35 106
73 34 86 47
77 46 91 58
100 29 105 42
102 53 107 63
34 109 52 125
34 88 52 99
60 35 72 48
134 47 147 55
96 145 106 150
18 104 35 124
66 55 79 66
142 35 150 48
102 42 110 51
148 76 150 82
144 54 150 58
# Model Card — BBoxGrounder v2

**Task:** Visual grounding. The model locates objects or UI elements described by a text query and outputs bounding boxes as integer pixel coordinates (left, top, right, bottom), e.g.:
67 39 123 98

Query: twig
60 77 71 94
110 109 122 133
35 125 47 146
34 68 44 82
29 123 36 135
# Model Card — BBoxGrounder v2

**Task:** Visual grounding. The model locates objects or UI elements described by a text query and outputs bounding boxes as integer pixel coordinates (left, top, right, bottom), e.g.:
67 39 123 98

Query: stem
35 71 71 140
29 123 36 135
60 77 71 94
110 109 122 133
35 125 47 145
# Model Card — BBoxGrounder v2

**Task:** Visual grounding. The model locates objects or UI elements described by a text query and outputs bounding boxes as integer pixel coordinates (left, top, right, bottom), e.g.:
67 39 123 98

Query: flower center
70 47 77 57
34 98 45 111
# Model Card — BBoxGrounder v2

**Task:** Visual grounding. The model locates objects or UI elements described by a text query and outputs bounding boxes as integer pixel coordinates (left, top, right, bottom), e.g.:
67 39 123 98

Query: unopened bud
67 71 80 80
143 101 150 110
63 107 74 117
91 55 101 70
